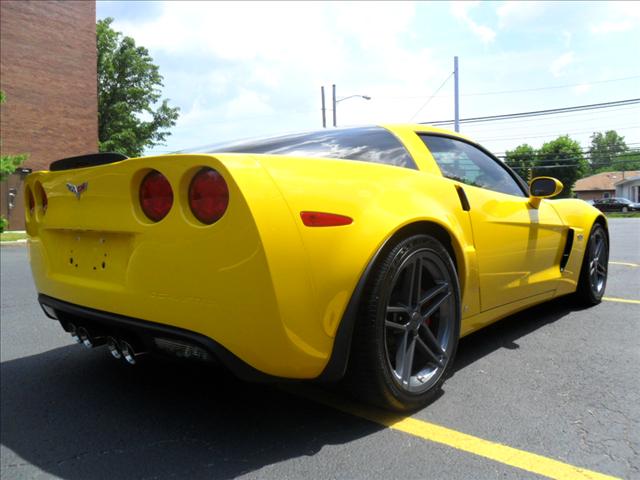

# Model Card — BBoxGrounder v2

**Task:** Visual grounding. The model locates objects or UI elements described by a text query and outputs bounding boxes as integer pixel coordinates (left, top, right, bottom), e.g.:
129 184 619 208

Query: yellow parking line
285 386 619 480
609 261 639 267
603 296 640 305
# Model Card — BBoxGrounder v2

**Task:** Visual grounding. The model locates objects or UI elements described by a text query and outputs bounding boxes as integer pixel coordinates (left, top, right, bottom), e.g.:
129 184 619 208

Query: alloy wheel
383 249 456 394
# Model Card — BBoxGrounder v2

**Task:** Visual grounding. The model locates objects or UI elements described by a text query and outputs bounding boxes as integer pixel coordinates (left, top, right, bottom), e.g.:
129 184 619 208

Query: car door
418 134 566 312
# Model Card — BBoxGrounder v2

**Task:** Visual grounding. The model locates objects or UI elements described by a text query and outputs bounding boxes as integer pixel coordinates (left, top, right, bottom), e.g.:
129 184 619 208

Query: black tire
576 223 609 305
344 234 461 412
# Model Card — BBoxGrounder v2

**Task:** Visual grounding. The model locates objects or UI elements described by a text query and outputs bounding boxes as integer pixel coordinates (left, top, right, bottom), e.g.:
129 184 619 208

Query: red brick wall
1 0 97 230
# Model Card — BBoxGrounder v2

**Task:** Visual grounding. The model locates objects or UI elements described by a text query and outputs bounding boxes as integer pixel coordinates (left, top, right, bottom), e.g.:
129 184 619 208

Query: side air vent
560 228 575 272
50 152 128 171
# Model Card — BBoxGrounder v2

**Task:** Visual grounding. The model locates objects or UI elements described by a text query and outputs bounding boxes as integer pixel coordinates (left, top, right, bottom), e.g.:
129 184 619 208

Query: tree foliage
504 144 536 180
0 91 28 182
97 18 179 157
608 150 640 172
536 135 587 197
589 130 628 171
504 136 587 197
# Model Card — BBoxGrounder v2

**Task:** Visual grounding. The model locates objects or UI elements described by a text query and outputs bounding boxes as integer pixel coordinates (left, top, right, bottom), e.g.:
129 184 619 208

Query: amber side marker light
139 170 173 222
300 211 353 227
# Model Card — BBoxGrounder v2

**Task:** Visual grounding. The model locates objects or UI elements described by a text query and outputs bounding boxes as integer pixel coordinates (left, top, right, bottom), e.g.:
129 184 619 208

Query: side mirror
529 177 563 208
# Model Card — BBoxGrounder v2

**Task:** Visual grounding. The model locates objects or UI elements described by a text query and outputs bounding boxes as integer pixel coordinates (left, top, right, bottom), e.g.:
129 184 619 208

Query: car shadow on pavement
1 297 588 479
0 347 382 479
453 296 590 373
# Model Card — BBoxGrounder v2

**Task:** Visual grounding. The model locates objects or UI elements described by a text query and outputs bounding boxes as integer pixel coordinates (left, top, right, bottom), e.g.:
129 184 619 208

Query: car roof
382 123 476 143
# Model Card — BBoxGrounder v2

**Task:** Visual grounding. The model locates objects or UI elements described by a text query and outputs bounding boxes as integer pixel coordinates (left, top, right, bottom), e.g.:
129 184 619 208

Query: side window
419 135 525 197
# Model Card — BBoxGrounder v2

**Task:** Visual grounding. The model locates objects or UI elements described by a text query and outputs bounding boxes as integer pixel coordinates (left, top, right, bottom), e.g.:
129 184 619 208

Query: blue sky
97 1 640 156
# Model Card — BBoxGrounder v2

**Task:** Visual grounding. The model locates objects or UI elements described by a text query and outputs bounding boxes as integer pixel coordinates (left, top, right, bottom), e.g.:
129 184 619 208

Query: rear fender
255 156 478 379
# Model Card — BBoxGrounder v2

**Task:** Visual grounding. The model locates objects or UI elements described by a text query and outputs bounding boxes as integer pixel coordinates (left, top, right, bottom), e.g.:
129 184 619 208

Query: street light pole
331 88 372 128
332 84 337 128
321 86 326 128
454 56 460 133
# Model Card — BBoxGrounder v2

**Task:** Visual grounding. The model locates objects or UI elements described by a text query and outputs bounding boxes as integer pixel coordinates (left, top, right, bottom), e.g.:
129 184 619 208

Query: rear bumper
39 294 281 382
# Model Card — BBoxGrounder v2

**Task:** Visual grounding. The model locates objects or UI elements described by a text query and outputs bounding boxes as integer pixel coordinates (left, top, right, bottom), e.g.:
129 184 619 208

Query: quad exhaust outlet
66 325 145 365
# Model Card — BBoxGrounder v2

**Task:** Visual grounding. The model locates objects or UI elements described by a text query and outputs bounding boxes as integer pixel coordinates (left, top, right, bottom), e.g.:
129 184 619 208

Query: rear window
191 127 416 169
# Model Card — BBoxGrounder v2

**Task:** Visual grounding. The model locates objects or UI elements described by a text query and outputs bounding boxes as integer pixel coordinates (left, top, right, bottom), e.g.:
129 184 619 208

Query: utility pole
454 56 460 133
321 86 326 128
332 84 337 127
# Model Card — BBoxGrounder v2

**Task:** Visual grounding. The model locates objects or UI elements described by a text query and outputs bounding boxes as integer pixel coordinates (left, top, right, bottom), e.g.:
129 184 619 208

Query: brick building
0 0 97 230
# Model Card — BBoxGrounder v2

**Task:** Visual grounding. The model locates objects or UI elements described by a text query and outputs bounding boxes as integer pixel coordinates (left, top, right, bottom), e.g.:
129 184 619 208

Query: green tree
97 18 179 157
1 90 29 232
535 135 587 197
611 149 640 172
589 130 628 171
0 91 28 182
504 144 536 180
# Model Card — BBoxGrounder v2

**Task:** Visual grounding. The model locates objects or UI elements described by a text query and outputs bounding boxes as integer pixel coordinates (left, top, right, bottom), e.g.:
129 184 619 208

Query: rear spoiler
49 152 128 171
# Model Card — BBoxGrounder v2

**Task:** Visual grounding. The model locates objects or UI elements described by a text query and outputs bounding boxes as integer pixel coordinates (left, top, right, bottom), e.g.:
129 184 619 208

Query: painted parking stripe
286 386 619 480
608 261 639 267
603 296 640 305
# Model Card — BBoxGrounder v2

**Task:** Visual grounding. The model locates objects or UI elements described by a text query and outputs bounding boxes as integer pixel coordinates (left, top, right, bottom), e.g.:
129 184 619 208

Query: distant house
615 175 640 203
573 171 640 202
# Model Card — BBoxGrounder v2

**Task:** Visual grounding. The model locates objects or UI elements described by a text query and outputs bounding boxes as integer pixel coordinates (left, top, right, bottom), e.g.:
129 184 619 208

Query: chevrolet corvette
25 124 608 411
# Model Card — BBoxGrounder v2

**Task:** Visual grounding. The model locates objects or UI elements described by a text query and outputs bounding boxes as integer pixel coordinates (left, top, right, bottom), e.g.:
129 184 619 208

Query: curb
0 239 27 246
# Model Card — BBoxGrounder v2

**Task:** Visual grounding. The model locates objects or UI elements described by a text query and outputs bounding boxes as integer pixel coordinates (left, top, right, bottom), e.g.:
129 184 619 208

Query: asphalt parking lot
1 218 638 480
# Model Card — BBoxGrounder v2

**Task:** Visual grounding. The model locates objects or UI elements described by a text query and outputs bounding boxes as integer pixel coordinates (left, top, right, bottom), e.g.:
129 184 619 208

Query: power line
421 98 640 126
478 125 640 142
493 143 640 157
410 72 454 121
461 105 640 132
504 152 640 165
376 75 640 99
462 75 640 97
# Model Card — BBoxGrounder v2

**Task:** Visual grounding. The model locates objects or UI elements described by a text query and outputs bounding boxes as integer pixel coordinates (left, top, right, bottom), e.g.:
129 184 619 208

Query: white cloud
573 83 591 95
96 0 640 155
590 21 633 34
108 1 454 147
451 2 496 44
549 51 574 77
224 89 274 117
590 1 640 34
496 1 546 29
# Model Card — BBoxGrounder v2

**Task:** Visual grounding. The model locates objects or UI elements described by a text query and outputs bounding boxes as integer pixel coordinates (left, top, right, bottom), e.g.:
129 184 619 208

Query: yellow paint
603 297 640 305
285 386 619 480
609 261 639 267
372 415 618 480
25 124 605 378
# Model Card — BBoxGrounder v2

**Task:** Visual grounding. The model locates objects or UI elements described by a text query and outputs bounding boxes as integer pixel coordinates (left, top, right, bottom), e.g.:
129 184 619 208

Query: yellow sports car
25 124 608 411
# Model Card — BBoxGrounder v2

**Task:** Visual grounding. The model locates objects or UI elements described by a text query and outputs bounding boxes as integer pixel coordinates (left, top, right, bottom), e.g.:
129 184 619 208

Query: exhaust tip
77 327 94 349
120 340 137 365
107 337 122 360
68 323 82 344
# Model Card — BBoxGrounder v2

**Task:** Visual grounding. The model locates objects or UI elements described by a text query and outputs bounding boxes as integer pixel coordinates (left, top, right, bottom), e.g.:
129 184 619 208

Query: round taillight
27 187 35 216
36 183 47 214
188 168 229 224
139 170 173 222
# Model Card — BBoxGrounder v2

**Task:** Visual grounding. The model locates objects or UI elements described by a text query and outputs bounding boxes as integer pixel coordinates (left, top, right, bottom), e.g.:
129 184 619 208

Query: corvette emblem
66 182 88 199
